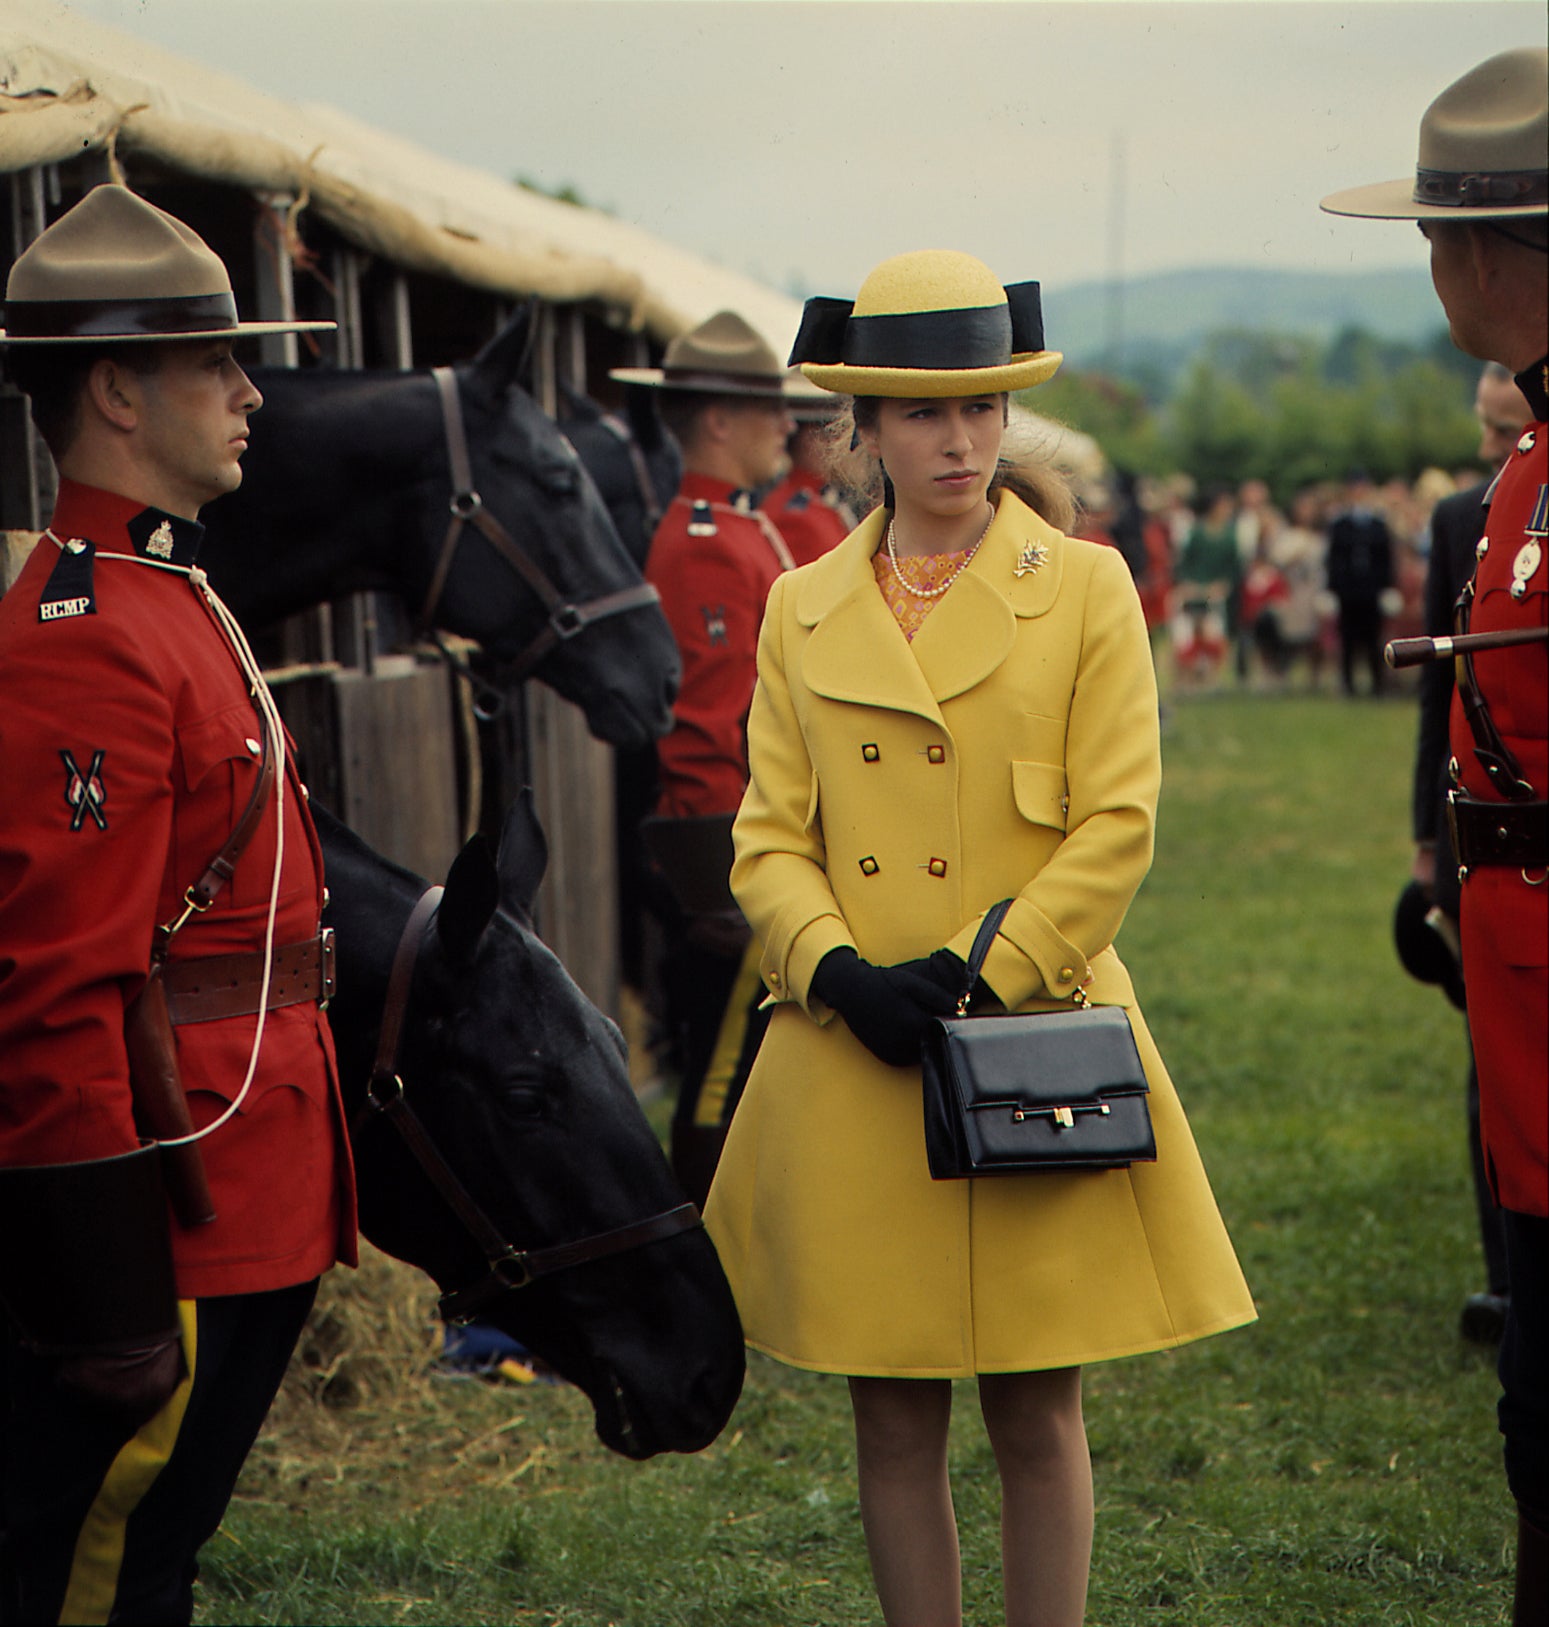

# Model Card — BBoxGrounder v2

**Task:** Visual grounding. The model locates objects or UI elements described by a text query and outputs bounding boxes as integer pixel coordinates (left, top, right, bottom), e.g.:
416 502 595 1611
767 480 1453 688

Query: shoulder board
686 499 718 538
37 538 97 623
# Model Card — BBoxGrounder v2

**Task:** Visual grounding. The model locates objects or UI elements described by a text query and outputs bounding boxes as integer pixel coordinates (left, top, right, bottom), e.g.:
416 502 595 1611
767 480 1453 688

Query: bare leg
978 1369 1093 1627
848 1375 961 1626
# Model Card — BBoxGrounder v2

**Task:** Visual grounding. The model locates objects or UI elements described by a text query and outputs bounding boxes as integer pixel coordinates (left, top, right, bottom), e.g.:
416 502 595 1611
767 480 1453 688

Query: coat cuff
765 912 854 1020
945 899 1090 1008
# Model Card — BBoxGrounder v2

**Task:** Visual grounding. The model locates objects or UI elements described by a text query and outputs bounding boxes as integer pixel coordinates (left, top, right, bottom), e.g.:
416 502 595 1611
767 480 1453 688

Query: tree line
1026 326 1483 503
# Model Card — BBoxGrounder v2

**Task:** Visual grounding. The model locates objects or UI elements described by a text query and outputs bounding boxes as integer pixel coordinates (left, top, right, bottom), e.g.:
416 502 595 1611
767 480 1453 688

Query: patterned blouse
871 545 978 641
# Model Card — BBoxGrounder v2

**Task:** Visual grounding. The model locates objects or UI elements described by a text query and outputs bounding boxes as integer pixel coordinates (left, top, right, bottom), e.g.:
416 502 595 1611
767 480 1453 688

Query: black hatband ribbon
788 282 1045 370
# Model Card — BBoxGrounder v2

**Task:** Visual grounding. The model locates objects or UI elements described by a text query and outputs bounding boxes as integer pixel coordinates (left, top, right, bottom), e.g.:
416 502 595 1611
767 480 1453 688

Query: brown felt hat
0 184 336 345
610 310 791 397
1321 47 1548 221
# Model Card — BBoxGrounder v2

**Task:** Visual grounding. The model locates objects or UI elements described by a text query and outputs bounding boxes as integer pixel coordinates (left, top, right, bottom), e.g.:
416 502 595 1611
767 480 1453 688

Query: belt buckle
319 927 336 1008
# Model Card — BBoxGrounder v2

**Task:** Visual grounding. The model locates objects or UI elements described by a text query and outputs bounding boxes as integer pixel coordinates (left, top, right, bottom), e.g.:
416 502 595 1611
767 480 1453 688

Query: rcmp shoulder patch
37 538 96 623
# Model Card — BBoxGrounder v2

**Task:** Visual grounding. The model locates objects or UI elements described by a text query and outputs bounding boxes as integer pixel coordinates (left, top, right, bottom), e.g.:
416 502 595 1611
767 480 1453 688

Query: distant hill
1044 265 1447 381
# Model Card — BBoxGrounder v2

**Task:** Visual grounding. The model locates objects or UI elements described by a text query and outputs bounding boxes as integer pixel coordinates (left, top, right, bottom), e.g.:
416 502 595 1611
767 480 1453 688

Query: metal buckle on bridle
450 489 483 520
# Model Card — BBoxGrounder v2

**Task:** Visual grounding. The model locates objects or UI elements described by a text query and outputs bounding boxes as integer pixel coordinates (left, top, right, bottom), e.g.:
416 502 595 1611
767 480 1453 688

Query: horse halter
357 886 702 1325
416 367 661 686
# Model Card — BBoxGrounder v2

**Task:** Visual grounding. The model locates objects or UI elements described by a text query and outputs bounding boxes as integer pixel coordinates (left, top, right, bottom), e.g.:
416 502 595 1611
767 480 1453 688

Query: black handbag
920 900 1156 1179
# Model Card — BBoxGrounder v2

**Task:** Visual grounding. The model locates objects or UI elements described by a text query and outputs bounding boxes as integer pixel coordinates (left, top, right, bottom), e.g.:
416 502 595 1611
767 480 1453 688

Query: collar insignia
145 519 175 559
1014 541 1049 579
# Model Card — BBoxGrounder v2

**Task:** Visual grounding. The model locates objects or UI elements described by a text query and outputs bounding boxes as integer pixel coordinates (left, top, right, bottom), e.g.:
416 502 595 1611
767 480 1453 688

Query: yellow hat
1 184 335 345
789 250 1062 397
1321 47 1548 221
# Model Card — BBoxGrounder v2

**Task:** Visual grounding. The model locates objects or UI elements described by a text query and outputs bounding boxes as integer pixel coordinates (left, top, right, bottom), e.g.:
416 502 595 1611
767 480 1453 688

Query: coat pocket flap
1011 759 1069 831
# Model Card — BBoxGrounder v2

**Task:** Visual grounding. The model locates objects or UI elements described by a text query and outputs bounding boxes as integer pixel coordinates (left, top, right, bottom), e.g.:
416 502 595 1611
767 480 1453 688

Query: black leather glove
53 1335 187 1430
811 947 961 1067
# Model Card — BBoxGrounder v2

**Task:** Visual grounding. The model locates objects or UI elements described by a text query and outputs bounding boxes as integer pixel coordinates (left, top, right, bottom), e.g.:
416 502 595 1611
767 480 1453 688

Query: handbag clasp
1013 1103 1112 1127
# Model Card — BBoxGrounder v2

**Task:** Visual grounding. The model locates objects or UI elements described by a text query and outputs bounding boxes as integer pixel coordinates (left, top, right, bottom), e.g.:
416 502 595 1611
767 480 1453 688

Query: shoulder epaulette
37 537 96 623
686 500 718 538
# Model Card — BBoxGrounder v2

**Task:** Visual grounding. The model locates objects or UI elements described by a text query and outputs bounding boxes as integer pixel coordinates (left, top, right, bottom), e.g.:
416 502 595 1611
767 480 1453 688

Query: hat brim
1320 177 1548 220
0 319 338 345
799 351 1063 397
608 367 792 397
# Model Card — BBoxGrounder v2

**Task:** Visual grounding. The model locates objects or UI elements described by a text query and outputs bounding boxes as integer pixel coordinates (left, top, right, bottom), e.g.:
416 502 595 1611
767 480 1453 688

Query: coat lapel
797 514 944 723
797 493 1070 716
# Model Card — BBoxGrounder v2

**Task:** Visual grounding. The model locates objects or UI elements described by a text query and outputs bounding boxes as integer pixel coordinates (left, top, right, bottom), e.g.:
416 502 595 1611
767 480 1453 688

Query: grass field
200 689 1515 1626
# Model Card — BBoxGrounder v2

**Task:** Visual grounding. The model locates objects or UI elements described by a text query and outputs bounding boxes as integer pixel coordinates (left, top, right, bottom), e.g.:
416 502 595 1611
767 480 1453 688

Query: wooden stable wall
1 163 657 1021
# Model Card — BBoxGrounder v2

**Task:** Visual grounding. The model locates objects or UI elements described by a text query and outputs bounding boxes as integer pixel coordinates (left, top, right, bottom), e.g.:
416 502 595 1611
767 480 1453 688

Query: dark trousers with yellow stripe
1 1279 316 1626
664 935 770 1209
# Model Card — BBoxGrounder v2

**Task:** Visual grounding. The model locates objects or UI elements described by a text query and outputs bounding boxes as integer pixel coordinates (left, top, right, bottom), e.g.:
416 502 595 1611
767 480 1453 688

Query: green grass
200 691 1514 1626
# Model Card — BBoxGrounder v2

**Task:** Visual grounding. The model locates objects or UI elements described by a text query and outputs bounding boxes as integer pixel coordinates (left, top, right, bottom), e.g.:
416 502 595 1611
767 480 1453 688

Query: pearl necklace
885 510 993 600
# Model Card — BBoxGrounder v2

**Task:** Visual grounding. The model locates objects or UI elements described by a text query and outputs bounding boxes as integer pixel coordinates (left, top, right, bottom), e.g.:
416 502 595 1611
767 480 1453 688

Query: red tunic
1449 365 1548 1218
645 472 794 817
762 467 851 568
0 480 357 1296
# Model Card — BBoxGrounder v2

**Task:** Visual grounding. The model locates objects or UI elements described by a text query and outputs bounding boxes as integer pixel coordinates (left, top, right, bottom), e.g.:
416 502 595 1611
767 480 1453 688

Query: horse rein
417 367 662 684
355 885 702 1326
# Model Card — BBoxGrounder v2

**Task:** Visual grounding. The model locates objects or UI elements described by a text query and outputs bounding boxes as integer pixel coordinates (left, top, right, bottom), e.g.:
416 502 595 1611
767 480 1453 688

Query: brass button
1057 966 1075 983
321 887 331 909
861 743 880 762
1477 536 1490 558
927 857 947 877
768 970 782 989
859 855 879 876
299 782 310 801
1060 794 1071 814
1448 756 1461 784
245 737 262 755
926 744 945 764
1518 430 1537 455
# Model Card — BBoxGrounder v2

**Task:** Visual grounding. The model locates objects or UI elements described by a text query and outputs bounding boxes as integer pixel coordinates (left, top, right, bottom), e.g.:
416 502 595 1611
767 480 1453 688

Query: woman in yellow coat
703 251 1255 1627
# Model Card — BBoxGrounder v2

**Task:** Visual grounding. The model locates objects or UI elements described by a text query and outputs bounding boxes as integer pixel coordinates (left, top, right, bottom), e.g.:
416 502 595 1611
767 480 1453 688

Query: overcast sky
37 0 1549 298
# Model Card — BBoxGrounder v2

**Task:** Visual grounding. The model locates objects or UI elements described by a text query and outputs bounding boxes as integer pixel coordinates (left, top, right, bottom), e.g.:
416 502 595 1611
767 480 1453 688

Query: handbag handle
956 899 1090 1013
955 899 1016 1013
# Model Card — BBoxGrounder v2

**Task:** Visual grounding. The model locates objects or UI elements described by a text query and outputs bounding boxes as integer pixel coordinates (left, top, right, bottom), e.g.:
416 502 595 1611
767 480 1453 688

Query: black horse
318 795 743 1458
557 381 682 570
199 314 680 749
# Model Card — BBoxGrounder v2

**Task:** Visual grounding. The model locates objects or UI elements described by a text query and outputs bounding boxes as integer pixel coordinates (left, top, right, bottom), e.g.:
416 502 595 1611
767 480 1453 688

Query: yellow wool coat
703 491 1256 1377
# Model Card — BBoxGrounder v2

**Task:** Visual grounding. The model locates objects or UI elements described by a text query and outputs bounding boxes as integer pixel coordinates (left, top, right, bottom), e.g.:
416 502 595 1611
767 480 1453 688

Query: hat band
1413 167 1549 209
661 366 784 392
843 304 1013 370
2 291 240 340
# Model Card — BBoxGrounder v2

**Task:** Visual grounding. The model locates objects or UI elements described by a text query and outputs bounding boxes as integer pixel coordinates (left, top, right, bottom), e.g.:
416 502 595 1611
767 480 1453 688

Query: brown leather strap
161 931 336 1025
418 367 661 679
154 703 276 957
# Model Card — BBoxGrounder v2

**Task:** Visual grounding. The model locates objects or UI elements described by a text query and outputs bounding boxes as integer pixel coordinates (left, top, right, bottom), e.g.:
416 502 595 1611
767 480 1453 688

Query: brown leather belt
162 930 335 1026
1447 793 1548 870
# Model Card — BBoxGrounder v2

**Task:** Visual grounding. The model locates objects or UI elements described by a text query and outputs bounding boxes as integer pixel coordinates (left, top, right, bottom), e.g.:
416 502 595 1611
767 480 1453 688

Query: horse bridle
356 885 702 1326
416 366 662 684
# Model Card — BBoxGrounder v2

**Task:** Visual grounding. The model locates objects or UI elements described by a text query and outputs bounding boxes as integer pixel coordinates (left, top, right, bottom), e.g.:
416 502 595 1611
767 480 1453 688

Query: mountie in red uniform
0 479 358 1293
1448 359 1548 1220
645 470 795 817
762 465 852 568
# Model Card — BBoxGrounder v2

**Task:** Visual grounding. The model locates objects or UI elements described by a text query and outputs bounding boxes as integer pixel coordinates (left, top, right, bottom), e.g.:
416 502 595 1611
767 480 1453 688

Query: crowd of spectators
1072 461 1492 696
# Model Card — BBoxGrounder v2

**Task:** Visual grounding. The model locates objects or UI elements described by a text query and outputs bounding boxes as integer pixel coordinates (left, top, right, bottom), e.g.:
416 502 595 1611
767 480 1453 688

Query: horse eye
502 1083 549 1120
538 462 579 498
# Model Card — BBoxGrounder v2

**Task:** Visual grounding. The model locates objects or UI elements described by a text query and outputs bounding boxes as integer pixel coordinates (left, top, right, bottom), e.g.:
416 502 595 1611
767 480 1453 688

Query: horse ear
437 835 500 964
497 788 549 919
467 304 539 399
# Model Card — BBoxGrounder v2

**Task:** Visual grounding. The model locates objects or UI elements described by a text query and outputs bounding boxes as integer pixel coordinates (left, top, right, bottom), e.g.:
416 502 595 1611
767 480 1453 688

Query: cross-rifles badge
59 748 108 831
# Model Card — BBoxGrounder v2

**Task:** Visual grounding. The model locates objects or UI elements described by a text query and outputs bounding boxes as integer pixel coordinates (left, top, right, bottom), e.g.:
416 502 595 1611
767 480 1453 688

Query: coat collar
795 490 1066 719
